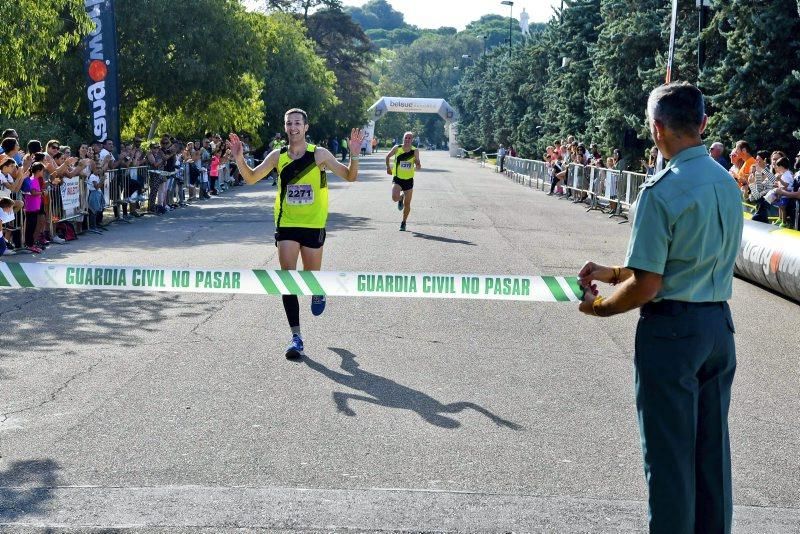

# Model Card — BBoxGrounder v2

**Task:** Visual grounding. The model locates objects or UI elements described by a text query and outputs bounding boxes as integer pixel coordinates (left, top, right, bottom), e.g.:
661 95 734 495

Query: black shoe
400 221 406 231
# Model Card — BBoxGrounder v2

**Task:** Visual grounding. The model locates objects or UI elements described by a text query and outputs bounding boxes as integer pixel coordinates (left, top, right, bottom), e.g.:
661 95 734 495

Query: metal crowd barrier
502 157 551 191
6 191 26 250
498 156 800 231
103 168 132 223
217 162 234 192
145 169 176 214
496 156 650 221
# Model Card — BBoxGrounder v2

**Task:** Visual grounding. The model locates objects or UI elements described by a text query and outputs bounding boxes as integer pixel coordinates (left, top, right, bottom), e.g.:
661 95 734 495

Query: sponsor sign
84 0 121 149
60 177 81 217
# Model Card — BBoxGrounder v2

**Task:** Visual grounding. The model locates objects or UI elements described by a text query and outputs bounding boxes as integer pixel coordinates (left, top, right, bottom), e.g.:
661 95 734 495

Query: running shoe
311 295 326 316
26 245 43 254
285 334 305 359
397 194 404 211
399 221 406 231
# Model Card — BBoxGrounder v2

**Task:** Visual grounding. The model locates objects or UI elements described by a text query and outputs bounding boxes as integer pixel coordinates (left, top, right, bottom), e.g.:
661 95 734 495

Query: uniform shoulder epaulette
642 167 672 189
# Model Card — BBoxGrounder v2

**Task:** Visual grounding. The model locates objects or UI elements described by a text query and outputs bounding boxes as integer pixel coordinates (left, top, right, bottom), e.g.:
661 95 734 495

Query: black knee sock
282 295 300 329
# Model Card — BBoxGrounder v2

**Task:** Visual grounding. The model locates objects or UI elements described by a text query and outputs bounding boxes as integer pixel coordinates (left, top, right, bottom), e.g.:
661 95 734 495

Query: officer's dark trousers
634 300 736 534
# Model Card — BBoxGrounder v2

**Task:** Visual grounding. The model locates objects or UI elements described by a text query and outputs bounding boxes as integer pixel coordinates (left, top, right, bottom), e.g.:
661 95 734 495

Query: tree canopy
452 0 800 165
5 0 799 162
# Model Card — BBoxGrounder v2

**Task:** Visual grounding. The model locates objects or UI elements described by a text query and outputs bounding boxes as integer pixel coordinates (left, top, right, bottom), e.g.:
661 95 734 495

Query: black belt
641 299 725 317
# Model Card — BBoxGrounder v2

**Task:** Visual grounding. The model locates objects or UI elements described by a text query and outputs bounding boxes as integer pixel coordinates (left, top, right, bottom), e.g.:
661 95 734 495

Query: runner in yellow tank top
385 131 422 231
229 108 364 359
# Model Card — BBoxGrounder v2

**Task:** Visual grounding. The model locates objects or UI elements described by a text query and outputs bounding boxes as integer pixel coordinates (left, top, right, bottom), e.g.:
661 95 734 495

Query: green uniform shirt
624 144 743 302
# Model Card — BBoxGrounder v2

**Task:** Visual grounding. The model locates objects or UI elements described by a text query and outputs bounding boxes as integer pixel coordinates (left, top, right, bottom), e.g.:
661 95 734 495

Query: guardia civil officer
578 82 743 533
385 131 422 231
230 109 364 359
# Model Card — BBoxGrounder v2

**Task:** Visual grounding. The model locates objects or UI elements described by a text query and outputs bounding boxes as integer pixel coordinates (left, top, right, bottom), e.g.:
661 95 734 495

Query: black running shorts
392 177 414 191
275 227 326 249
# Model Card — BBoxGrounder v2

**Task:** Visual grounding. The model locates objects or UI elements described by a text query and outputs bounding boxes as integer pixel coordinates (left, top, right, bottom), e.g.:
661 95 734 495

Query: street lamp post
501 1 514 57
482 35 488 56
697 0 712 81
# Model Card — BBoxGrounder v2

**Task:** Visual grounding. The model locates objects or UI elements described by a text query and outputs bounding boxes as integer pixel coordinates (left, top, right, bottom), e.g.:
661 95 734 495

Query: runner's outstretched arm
229 133 278 184
320 128 364 183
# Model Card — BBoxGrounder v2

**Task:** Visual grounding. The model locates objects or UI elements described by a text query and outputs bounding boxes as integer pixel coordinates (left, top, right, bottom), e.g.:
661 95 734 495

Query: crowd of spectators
530 135 800 229
0 127 251 257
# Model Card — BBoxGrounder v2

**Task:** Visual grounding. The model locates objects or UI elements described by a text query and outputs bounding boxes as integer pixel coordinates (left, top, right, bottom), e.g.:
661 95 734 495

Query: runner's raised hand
228 133 243 159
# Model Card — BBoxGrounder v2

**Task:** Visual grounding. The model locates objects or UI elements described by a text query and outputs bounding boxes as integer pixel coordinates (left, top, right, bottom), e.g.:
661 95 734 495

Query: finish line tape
0 263 584 303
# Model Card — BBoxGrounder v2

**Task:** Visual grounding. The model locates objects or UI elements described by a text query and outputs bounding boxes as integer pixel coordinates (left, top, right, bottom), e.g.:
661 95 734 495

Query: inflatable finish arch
363 97 460 156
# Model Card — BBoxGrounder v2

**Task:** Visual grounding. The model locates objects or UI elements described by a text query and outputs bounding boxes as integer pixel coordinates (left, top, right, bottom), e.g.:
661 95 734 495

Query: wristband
592 295 605 316
350 155 360 160
610 266 621 286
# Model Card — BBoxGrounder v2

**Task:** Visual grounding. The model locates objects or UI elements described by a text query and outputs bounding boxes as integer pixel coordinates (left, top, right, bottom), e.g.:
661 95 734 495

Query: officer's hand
578 261 613 286
578 284 599 315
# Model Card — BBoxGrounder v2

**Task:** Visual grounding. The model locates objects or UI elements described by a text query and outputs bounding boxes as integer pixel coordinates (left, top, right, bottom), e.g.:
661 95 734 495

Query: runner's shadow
0 458 60 521
411 232 476 246
302 348 522 430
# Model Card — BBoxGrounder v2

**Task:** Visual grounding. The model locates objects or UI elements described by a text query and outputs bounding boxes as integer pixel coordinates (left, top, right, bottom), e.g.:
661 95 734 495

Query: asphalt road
1 151 798 533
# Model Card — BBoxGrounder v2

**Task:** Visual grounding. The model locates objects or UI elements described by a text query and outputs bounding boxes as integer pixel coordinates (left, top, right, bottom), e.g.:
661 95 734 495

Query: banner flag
84 0 121 150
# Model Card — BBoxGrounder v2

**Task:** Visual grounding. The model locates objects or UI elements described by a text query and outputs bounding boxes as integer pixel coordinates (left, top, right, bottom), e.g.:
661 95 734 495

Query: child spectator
21 162 45 253
209 148 220 195
0 197 15 256
0 157 25 203
86 160 107 232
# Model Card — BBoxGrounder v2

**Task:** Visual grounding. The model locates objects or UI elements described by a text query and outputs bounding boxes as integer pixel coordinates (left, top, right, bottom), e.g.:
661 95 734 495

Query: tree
0 0 91 117
122 74 265 143
538 0 601 146
306 8 375 139
115 0 256 135
246 12 338 140
585 0 668 166
389 34 481 101
703 0 800 154
346 0 406 31
258 0 342 20
462 14 534 52
510 29 557 157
